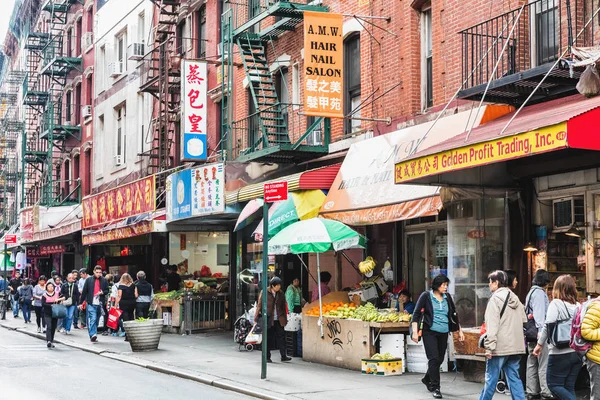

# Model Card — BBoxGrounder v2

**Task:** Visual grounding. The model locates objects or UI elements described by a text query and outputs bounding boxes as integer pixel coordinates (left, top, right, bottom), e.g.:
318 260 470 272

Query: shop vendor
398 290 415 314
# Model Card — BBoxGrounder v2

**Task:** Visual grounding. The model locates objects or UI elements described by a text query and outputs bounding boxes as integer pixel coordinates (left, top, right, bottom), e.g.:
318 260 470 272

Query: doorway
407 232 427 299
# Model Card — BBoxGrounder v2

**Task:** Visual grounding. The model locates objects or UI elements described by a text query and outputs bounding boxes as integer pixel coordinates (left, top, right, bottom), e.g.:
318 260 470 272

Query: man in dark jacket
60 273 80 335
135 271 154 318
78 266 109 343
255 276 290 363
9 271 23 318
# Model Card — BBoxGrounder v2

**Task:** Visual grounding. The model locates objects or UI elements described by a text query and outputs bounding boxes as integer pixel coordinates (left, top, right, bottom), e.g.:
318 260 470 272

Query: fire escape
222 0 330 163
38 0 82 206
0 70 26 228
457 0 594 105
139 0 181 200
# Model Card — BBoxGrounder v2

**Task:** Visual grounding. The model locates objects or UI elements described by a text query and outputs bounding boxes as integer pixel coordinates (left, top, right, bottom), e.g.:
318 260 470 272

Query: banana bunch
372 352 396 360
358 256 376 275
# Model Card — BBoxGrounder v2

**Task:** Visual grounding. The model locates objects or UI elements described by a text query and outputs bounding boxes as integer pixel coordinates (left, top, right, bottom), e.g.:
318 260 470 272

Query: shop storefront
395 94 600 331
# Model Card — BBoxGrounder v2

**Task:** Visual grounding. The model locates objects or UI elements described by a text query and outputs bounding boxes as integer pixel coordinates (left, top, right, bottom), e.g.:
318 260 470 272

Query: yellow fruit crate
361 359 403 376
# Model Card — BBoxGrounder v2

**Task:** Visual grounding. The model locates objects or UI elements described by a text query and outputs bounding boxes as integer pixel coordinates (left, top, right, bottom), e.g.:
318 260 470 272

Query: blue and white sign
170 169 192 221
181 60 208 161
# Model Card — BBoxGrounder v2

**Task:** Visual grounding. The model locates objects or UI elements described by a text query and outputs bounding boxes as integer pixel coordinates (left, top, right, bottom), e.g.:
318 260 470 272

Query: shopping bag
107 307 123 330
284 313 302 332
51 304 67 319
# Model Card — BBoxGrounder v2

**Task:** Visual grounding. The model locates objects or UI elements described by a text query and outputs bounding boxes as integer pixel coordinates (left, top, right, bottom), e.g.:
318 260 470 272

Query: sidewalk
0 314 492 400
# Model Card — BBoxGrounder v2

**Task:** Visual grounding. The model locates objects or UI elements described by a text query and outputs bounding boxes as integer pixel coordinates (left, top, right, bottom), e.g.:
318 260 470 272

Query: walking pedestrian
8 270 23 318
54 276 64 332
411 274 464 399
60 273 80 335
71 270 80 329
525 269 552 400
77 268 88 329
41 281 64 349
78 266 108 343
115 273 137 340
255 276 291 363
582 295 600 400
134 271 153 319
505 269 518 291
32 276 47 333
479 270 527 400
18 279 33 324
533 275 581 400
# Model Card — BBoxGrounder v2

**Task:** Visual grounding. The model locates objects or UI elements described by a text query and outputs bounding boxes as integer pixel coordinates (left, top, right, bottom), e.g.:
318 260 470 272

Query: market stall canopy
320 105 513 225
253 190 327 240
234 198 264 232
394 95 600 187
226 164 340 205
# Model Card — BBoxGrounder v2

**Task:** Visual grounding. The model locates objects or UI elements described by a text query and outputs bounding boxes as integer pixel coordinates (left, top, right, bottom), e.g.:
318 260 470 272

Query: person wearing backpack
524 269 552 400
581 296 600 400
533 275 581 400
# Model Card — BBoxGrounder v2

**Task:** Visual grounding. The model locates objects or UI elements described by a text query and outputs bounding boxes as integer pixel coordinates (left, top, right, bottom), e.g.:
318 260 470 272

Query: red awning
299 164 341 190
394 95 600 185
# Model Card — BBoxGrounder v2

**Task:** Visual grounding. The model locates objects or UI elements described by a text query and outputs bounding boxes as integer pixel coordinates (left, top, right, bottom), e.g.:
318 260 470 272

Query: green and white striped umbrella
268 218 366 255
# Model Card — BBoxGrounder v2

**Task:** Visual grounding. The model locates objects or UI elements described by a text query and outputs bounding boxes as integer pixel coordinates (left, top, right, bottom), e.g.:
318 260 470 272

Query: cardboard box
361 359 403 376
348 286 378 303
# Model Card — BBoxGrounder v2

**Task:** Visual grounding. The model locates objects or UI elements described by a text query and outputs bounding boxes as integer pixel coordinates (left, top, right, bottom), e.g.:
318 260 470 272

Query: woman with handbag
41 281 65 349
60 273 80 335
411 274 465 399
115 273 138 340
525 269 552 400
533 275 581 400
32 276 47 333
18 279 33 324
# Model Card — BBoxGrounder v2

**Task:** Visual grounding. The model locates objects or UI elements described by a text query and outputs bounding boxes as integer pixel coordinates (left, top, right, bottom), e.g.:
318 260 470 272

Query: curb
1 322 286 400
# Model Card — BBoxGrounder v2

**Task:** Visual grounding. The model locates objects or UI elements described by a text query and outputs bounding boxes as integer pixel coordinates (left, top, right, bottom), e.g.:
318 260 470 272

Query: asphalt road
0 328 250 400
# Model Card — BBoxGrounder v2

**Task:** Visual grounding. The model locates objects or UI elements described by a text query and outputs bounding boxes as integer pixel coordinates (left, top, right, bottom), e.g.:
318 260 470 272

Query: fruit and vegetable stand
301 292 410 371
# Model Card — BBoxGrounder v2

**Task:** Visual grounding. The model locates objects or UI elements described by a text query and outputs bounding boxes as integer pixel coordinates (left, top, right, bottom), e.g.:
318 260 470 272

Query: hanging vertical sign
303 11 344 119
181 60 208 161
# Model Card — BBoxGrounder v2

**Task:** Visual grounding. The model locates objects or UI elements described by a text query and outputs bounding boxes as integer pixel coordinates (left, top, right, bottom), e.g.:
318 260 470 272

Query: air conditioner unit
128 43 145 61
114 154 124 166
108 61 123 77
306 128 323 146
82 105 92 119
552 196 585 231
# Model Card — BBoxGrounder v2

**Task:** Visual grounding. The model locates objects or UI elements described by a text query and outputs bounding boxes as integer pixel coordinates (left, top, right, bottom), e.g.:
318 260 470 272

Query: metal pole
261 201 269 379
316 252 324 338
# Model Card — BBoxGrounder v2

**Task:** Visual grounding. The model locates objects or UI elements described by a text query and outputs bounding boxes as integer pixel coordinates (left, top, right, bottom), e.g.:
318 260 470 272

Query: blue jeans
546 352 583 400
63 305 76 332
10 294 19 317
86 304 101 338
479 355 526 400
21 301 31 322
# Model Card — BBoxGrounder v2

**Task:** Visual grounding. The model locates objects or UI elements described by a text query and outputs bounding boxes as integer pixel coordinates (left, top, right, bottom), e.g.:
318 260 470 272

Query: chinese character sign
304 12 344 119
192 163 225 216
182 60 208 161
171 169 192 221
82 176 156 228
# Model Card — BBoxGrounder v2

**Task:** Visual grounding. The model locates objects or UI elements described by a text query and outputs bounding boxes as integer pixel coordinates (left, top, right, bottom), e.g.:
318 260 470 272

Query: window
73 154 80 185
86 8 93 33
99 45 106 91
65 91 72 124
176 18 191 56
116 33 126 73
75 83 81 123
84 149 92 196
138 12 146 44
196 7 206 58
95 115 104 178
292 63 300 110
86 74 93 106
421 7 433 109
275 68 289 132
248 90 258 150
344 34 361 134
64 159 71 195
66 28 73 58
534 0 558 65
248 0 260 34
115 105 126 166
76 18 82 56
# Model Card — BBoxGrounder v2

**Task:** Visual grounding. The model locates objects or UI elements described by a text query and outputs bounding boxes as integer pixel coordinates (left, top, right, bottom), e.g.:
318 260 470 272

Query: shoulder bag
548 301 573 349
63 284 74 307
523 288 540 343
51 303 67 319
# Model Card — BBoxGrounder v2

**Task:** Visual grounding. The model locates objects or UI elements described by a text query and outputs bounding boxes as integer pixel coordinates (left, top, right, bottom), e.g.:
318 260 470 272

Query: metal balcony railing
228 102 329 160
460 0 594 93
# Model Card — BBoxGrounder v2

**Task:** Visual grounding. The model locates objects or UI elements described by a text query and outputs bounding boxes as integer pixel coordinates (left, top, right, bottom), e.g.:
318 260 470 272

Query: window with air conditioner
128 43 145 60
552 196 585 231
82 105 92 119
306 116 323 146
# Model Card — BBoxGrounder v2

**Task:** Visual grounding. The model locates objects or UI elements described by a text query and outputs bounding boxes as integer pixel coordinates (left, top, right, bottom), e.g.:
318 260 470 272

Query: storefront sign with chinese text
166 163 225 222
26 247 45 258
394 123 568 183
303 11 344 118
20 208 34 242
181 60 208 161
40 244 66 255
82 175 156 228
82 220 155 246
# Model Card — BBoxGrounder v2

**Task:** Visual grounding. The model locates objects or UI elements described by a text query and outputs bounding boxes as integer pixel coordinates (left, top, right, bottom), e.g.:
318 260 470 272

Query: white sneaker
64 330 69 335
58 328 66 333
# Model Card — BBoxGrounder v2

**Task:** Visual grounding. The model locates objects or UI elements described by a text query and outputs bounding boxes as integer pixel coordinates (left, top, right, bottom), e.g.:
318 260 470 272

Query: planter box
123 319 164 352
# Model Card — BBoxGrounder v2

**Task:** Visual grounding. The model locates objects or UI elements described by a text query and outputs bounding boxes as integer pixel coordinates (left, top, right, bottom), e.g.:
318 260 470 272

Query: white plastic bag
576 64 600 97
284 313 302 332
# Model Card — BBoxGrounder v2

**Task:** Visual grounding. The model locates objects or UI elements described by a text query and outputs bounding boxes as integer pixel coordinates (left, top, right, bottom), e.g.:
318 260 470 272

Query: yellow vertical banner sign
303 11 344 118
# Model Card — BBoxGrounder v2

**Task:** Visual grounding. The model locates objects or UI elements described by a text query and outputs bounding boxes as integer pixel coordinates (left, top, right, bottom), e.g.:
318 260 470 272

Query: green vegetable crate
361 358 403 376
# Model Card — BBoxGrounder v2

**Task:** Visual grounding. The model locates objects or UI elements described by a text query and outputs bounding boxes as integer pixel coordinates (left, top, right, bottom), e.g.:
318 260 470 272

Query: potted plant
123 318 164 352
